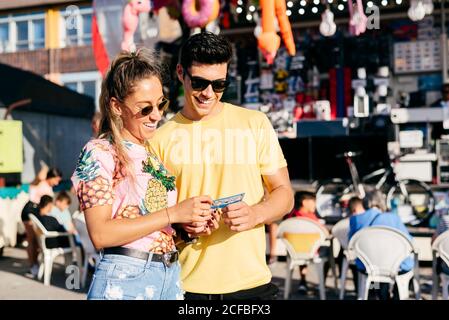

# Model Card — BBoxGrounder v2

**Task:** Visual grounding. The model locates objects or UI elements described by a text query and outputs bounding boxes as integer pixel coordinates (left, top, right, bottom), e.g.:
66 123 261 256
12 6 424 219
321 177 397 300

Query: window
60 7 93 47
60 71 102 110
0 23 9 53
0 12 45 52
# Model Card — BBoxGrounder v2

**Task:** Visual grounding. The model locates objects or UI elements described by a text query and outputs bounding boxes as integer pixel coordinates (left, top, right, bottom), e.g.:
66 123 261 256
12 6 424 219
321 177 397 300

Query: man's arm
223 167 294 232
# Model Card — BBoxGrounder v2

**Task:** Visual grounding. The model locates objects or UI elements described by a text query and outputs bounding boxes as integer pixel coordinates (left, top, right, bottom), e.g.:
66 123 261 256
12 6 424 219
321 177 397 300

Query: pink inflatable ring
182 0 220 29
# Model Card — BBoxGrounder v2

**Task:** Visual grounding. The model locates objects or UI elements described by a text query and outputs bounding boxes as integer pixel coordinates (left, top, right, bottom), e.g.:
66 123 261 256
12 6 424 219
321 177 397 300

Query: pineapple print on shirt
142 152 177 254
142 153 176 213
74 147 114 210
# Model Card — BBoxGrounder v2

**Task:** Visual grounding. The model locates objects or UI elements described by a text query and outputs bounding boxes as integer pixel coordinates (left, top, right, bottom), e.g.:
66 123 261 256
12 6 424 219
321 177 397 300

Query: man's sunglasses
184 69 230 93
134 98 170 117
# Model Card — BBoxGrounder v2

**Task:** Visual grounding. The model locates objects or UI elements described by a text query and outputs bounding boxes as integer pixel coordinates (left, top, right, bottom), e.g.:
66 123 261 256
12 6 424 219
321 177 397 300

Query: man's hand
222 202 260 232
182 210 221 237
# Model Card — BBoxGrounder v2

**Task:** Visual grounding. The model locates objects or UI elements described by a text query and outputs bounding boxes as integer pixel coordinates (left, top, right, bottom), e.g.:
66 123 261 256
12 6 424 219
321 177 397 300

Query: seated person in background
268 192 318 274
36 195 74 249
49 191 77 235
348 196 365 217
432 211 449 276
284 191 326 293
348 190 414 299
285 191 321 223
50 191 81 245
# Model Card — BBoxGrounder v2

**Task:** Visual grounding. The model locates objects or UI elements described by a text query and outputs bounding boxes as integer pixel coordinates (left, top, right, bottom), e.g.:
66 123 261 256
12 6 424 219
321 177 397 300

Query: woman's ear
176 64 184 83
110 97 122 117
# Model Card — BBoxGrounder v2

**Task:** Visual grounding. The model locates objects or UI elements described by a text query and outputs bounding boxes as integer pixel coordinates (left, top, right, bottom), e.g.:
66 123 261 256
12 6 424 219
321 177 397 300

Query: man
348 191 414 299
149 32 294 299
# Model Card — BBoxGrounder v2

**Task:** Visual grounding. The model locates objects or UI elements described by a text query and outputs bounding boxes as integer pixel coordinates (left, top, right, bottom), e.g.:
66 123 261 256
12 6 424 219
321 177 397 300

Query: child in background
49 191 80 244
285 191 321 223
37 195 72 249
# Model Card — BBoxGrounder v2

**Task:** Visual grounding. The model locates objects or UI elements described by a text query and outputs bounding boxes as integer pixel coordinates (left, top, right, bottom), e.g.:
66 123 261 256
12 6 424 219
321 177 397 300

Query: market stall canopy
0 63 95 119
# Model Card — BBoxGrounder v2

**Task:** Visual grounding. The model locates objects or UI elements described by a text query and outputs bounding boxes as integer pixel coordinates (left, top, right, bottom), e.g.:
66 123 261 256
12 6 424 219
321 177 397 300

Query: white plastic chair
28 214 81 286
331 218 354 299
278 217 334 300
431 230 449 300
73 213 100 288
347 226 421 300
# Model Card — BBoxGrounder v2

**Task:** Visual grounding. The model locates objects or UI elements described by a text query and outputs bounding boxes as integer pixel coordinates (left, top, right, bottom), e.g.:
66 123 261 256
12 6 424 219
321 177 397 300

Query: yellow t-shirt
148 103 287 294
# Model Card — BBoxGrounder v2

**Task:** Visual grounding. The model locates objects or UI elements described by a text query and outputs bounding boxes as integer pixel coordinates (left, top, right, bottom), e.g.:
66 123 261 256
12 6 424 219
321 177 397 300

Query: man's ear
176 64 184 83
110 97 122 117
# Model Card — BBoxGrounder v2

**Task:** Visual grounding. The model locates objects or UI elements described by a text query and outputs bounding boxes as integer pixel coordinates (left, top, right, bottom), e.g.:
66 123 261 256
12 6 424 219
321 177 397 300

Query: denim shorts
87 253 184 300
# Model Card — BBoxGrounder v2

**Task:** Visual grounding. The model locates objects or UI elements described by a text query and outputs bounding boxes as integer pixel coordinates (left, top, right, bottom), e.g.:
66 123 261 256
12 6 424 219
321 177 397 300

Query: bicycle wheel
315 179 352 219
386 179 435 226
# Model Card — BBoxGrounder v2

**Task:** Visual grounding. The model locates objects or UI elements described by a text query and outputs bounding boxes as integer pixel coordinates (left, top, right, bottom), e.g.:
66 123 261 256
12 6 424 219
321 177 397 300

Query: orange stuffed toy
258 0 296 64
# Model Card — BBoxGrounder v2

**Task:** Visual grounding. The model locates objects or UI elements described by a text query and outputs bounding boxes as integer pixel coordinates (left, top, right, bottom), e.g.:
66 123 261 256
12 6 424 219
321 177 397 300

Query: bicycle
315 151 435 226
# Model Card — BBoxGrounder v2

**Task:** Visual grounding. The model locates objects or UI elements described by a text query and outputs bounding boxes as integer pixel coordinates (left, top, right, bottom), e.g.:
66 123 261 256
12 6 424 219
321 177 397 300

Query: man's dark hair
348 196 364 215
39 195 53 209
46 167 62 179
178 32 232 71
294 191 316 210
56 191 71 205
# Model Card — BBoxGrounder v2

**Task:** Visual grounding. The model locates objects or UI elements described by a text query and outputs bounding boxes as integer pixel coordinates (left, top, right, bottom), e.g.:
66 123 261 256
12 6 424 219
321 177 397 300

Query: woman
71 49 214 300
21 167 62 276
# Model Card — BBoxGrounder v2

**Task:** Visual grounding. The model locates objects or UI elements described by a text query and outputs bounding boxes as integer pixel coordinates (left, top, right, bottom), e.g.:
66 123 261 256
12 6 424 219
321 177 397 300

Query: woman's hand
170 195 213 224
183 209 221 237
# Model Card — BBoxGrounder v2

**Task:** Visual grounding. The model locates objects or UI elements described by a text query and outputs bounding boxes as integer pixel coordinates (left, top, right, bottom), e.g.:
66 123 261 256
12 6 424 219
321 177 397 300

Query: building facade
0 0 101 107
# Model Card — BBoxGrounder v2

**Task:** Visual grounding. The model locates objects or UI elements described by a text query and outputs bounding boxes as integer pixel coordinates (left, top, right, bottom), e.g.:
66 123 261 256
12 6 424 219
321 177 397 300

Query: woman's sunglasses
135 98 170 117
184 69 230 93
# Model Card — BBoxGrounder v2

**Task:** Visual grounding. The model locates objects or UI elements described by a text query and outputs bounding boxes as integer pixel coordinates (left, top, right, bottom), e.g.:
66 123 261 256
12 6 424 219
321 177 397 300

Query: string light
299 8 305 15
286 9 292 16
396 0 402 4
249 5 256 12
287 1 293 8
236 7 243 14
300 0 307 7
313 0 320 5
312 6 318 13
237 0 243 6
338 4 345 11
381 0 388 6
367 1 374 7
246 14 253 21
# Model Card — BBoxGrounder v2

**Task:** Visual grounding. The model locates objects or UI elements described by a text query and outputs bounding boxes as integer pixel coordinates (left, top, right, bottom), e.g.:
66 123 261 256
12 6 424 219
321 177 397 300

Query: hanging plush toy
182 0 220 29
274 0 295 57
121 0 152 51
319 7 337 37
258 0 295 65
348 0 368 36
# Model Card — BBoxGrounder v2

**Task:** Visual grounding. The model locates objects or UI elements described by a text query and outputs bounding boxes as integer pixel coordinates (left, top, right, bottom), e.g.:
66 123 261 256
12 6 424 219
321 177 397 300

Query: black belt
103 247 179 267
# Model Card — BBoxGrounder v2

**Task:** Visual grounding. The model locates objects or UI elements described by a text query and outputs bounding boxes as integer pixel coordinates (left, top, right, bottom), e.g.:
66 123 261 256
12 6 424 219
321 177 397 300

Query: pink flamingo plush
348 0 367 36
121 0 152 51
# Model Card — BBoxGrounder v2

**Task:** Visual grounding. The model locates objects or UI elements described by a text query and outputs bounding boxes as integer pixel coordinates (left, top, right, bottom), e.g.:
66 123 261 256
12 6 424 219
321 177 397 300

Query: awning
0 62 95 119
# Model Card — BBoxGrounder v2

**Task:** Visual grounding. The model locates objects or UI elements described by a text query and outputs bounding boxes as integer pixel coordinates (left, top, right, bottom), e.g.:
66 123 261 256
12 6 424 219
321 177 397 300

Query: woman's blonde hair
98 48 165 178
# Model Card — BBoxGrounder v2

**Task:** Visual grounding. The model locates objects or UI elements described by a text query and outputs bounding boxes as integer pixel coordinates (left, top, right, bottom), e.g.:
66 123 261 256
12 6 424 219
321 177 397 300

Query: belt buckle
162 251 178 267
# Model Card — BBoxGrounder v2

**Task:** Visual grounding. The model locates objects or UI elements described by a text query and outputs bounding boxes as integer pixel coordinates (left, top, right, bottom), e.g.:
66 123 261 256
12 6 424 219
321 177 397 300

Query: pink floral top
71 138 177 254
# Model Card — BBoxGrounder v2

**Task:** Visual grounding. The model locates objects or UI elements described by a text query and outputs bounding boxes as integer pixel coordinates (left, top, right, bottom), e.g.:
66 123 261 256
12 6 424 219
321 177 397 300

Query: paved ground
0 246 438 300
